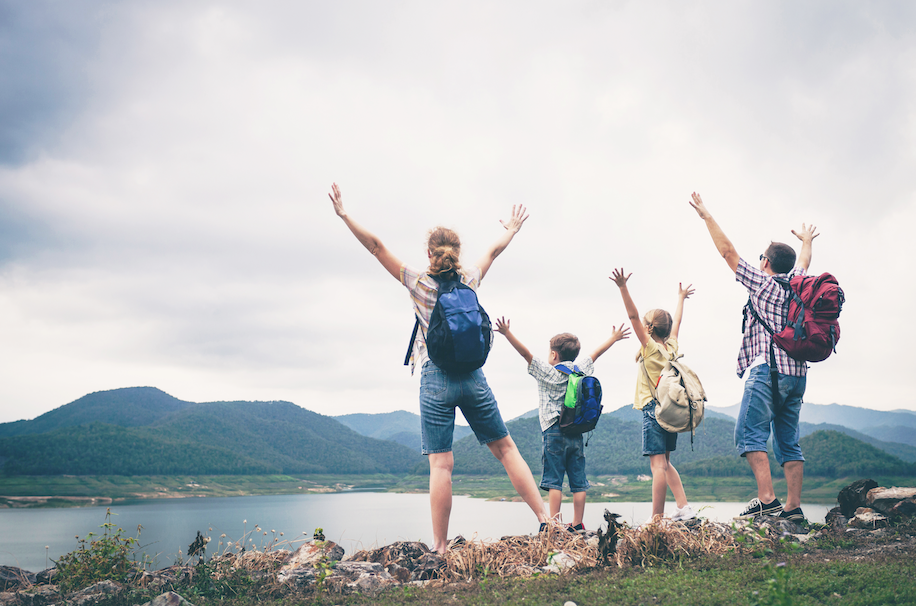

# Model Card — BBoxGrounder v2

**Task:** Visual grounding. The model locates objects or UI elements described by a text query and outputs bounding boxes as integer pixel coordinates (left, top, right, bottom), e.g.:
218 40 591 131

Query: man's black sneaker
736 497 783 519
778 507 808 525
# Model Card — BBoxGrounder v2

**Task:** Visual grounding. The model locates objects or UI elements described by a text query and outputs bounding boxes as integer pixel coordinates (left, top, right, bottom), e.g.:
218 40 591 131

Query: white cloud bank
1 1 914 422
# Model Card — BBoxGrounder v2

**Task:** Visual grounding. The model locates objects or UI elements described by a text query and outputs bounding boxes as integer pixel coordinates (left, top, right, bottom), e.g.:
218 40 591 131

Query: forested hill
0 387 192 437
0 388 423 475
452 413 916 478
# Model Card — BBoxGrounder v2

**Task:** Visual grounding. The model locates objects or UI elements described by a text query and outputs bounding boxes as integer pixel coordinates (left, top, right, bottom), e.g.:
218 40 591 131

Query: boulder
346 541 441 581
849 508 888 529
866 487 916 516
140 591 195 606
68 580 123 606
837 479 879 517
0 568 35 592
825 507 848 530
281 540 344 571
13 585 59 606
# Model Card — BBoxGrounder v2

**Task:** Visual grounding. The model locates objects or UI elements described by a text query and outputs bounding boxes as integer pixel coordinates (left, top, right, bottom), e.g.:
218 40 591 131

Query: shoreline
1 472 895 509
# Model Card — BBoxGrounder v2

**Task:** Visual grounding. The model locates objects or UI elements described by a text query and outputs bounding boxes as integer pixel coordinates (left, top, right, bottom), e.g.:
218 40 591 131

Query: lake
0 493 831 573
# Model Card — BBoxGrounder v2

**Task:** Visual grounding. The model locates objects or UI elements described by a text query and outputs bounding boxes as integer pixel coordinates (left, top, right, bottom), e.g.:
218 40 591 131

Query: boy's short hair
550 333 580 362
765 242 796 274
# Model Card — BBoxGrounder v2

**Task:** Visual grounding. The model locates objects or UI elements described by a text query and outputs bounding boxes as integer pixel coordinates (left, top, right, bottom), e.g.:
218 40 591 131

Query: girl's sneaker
567 523 586 533
671 504 696 522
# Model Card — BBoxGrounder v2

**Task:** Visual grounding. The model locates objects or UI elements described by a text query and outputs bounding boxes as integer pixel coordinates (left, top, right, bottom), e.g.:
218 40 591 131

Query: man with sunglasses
688 192 819 525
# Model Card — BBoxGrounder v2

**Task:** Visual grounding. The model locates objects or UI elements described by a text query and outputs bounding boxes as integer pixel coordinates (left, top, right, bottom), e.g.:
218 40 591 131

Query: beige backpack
641 353 707 439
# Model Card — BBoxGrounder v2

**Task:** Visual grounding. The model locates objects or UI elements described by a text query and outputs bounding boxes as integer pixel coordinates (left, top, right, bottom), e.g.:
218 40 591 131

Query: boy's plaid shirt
735 258 807 378
528 356 595 432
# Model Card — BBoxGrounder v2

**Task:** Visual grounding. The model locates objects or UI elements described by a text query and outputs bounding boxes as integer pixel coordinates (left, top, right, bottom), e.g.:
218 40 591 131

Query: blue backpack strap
404 316 420 366
555 364 584 376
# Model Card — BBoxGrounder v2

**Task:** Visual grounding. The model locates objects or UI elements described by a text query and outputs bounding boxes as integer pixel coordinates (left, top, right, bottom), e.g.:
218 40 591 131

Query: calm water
0 493 831 572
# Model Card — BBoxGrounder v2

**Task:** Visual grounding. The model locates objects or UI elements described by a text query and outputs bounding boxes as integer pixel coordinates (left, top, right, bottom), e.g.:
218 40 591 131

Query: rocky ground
1 479 914 605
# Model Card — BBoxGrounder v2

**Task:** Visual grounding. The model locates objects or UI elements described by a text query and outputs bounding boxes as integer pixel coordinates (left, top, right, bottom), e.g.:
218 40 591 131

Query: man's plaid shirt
736 258 807 378
528 357 595 432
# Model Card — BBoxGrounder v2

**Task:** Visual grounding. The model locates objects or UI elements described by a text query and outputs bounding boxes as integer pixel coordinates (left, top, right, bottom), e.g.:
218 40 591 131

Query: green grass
105 554 916 606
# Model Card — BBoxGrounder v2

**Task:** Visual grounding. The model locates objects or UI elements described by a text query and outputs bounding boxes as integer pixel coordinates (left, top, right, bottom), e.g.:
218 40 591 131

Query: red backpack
746 272 845 363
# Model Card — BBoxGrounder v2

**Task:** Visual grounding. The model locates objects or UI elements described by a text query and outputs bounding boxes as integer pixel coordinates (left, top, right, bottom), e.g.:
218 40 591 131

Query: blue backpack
404 274 492 374
555 364 603 436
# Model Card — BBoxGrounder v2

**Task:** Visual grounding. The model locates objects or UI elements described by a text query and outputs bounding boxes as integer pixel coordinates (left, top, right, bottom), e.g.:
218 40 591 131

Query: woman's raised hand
328 182 347 217
610 268 631 287
678 283 695 300
499 205 529 233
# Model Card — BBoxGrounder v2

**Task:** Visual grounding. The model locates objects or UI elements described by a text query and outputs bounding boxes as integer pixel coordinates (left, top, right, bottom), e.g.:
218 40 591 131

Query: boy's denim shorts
540 422 589 493
642 400 677 456
736 364 806 465
419 360 509 455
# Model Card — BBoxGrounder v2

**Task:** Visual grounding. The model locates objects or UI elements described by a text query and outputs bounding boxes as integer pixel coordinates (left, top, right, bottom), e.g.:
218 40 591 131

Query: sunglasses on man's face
759 254 768 261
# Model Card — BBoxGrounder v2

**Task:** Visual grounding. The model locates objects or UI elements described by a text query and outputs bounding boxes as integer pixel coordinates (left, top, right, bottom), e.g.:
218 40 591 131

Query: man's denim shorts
539 422 589 493
736 364 806 465
642 400 677 456
419 361 509 455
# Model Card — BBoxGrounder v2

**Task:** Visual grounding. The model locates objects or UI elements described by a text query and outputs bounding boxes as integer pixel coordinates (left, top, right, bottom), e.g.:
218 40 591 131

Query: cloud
0 1 914 422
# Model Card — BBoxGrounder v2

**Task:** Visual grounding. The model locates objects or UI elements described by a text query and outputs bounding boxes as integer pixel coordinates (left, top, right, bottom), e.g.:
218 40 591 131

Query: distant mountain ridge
335 411 473 452
0 387 423 476
3 388 912 479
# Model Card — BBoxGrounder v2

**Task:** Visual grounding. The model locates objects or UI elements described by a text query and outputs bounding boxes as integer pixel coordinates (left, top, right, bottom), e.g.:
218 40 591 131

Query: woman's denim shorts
642 400 677 456
419 360 509 455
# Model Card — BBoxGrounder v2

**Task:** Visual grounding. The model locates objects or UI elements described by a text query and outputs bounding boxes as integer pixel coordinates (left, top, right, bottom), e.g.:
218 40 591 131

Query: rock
33 571 54 586
888 498 916 520
281 540 344 571
825 507 849 530
140 591 195 606
346 541 440 581
837 479 879 517
350 572 396 594
276 567 316 588
14 585 59 606
866 487 916 516
68 580 123 606
849 510 888 529
754 515 807 536
0 592 19 606
0 568 35 592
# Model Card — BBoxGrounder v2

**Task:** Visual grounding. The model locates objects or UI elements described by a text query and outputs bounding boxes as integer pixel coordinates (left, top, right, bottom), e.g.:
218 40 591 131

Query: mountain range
0 387 423 475
1 387 913 478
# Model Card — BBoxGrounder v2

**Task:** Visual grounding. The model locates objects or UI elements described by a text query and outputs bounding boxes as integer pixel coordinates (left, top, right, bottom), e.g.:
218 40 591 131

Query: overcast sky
1 1 914 425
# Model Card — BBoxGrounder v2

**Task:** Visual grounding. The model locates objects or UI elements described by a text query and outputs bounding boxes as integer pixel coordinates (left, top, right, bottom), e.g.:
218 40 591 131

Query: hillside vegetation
0 388 423 476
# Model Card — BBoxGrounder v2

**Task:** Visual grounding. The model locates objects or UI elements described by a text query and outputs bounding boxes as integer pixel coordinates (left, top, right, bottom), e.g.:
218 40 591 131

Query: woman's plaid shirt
736 258 807 378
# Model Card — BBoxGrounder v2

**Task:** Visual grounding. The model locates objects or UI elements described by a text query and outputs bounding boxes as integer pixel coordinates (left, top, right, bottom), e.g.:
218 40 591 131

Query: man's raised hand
688 192 711 220
791 223 820 244
328 182 347 217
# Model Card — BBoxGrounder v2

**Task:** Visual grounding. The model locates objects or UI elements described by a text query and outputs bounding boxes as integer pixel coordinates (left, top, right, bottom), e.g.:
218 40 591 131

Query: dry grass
614 519 737 567
441 523 599 582
439 517 743 581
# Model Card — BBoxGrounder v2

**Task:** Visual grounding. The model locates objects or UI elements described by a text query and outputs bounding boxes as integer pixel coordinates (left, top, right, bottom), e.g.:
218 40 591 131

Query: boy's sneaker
671 504 696 522
778 507 808 525
736 497 783 519
567 523 586 533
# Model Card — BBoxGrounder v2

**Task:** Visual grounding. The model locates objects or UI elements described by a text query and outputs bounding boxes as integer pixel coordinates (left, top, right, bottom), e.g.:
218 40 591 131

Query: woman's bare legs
428 452 454 554
487 436 548 524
